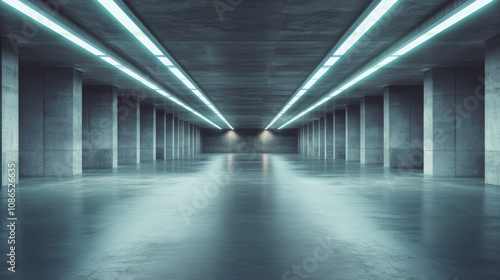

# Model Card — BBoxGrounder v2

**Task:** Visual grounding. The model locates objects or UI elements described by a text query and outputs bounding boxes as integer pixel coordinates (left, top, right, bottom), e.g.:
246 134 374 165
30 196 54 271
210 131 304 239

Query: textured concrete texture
360 96 384 165
82 86 118 169
313 120 320 157
384 86 424 169
165 114 174 159
325 114 333 159
3 154 500 279
173 117 179 159
485 36 500 186
333 110 346 159
178 119 185 158
156 110 166 160
201 129 298 153
140 105 156 162
346 105 360 162
19 68 82 177
118 96 140 165
424 69 485 177
319 117 325 158
184 122 190 157
0 38 18 186
307 122 313 156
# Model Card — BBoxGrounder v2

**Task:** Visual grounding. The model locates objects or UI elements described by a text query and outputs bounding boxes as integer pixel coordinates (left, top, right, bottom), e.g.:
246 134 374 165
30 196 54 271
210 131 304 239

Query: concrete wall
0 38 18 186
166 114 174 159
319 117 325 158
118 96 140 164
360 96 384 165
156 109 166 160
345 105 360 161
140 105 156 162
325 114 333 159
485 36 500 185
201 129 298 153
333 110 346 159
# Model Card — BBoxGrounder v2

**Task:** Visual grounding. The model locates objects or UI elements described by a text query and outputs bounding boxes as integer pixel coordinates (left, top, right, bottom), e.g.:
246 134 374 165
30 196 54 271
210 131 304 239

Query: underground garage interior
1 0 500 279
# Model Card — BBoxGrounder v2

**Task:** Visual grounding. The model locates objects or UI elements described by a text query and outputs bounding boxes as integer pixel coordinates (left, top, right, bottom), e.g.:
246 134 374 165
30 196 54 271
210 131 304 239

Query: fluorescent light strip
98 0 233 130
2 0 222 129
265 0 398 130
278 0 493 130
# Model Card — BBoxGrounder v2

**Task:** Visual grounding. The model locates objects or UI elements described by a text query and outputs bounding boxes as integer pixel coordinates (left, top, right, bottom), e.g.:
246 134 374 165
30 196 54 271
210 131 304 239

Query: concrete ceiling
1 0 500 129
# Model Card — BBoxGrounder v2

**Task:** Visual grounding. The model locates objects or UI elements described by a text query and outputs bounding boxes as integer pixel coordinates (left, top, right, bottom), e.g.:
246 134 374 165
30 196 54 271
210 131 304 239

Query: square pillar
333 110 346 159
424 69 485 177
178 119 185 158
485 36 500 185
82 86 118 169
173 117 179 159
20 68 82 177
166 114 174 159
307 122 313 156
384 86 424 169
319 117 326 158
140 104 156 162
156 109 166 160
184 121 190 157
346 105 360 162
313 120 320 157
325 114 333 159
1 38 18 186
118 96 140 165
360 96 384 165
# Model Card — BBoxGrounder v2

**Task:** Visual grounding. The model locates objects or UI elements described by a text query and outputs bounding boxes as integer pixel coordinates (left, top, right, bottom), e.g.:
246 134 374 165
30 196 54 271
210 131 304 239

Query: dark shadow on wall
201 129 298 153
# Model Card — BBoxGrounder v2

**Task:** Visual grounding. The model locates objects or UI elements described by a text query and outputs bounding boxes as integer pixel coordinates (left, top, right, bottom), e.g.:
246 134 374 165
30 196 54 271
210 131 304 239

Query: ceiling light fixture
277 0 493 129
1 0 222 129
97 0 234 130
265 0 399 130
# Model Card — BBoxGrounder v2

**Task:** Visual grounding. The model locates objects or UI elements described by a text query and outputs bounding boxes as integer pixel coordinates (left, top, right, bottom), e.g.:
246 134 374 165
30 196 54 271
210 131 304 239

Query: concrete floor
1 154 500 279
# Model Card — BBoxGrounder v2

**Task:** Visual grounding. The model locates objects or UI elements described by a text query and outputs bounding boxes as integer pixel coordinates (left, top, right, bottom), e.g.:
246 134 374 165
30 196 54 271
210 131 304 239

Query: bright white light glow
325 56 341 66
303 79 318 90
393 0 493 55
157 56 174 66
277 0 493 130
100 56 121 66
311 66 331 80
98 0 162 55
334 0 399 56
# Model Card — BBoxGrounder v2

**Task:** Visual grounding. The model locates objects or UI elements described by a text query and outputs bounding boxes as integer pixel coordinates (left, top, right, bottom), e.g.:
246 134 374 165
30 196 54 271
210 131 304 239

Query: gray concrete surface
360 96 383 165
486 36 500 186
346 105 360 162
325 114 333 159
118 96 140 165
333 110 346 160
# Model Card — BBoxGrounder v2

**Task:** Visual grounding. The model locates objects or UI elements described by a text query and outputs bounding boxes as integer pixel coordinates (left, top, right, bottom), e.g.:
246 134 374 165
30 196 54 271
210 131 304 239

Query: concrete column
307 122 313 156
333 110 346 159
384 86 424 169
173 117 179 159
360 96 384 165
20 68 82 177
184 121 190 157
118 96 140 164
1 38 18 186
319 117 326 158
325 114 333 159
191 124 195 156
313 120 320 157
166 114 174 159
156 109 166 160
178 119 185 158
485 36 500 185
346 105 360 162
140 105 156 162
82 86 118 169
424 68 485 177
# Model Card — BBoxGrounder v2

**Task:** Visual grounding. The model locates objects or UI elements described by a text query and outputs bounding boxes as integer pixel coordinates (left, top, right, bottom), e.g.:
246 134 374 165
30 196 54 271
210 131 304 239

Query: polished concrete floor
1 154 500 279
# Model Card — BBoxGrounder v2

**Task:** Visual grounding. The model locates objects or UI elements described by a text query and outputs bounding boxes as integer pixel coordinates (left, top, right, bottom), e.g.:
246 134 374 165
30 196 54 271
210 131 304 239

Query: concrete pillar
384 86 424 169
19 68 82 177
118 96 140 164
184 121 190 157
424 68 485 177
156 109 166 160
173 117 179 159
325 114 333 159
191 124 195 156
178 119 185 158
319 117 326 158
307 122 313 156
360 96 384 165
166 114 174 159
313 120 320 157
1 38 18 186
333 109 346 159
82 86 118 169
345 105 360 162
140 105 156 162
485 36 500 185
